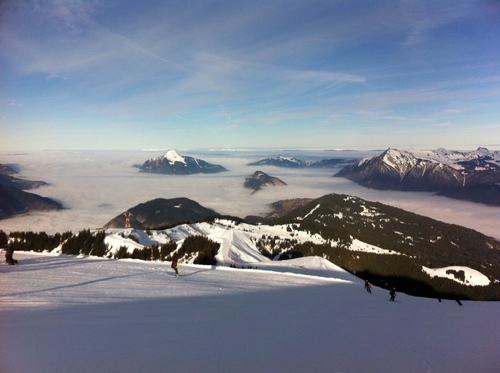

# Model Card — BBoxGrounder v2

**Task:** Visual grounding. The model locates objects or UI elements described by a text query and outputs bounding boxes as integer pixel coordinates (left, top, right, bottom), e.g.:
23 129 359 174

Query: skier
5 244 18 265
171 258 179 276
364 280 372 294
389 288 396 301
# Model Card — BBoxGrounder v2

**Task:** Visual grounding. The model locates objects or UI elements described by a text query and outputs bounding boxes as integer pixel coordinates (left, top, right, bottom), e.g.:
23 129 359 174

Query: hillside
0 185 63 220
103 197 220 229
248 156 358 168
244 170 287 193
1 251 499 373
0 163 61 219
0 163 47 190
5 190 500 301
334 148 500 206
136 150 228 175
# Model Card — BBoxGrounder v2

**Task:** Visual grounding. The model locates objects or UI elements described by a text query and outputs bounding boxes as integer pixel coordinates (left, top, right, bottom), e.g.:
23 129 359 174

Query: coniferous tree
0 230 7 247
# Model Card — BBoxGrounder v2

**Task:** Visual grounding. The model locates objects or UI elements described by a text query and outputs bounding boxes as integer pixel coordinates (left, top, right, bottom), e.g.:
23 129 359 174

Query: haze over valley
1 148 499 241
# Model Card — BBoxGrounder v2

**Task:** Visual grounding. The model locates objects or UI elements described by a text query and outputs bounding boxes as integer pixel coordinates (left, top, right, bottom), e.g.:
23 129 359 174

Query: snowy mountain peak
334 147 500 206
278 156 301 163
248 156 308 168
163 150 186 165
137 151 228 175
380 148 417 176
380 147 500 171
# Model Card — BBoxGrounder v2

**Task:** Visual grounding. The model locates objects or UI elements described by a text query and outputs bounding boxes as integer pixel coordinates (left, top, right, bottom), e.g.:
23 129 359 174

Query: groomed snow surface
1 252 499 373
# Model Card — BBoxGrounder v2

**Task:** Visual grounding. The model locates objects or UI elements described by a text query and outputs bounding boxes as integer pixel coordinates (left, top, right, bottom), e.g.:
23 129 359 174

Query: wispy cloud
398 1 480 47
0 1 498 151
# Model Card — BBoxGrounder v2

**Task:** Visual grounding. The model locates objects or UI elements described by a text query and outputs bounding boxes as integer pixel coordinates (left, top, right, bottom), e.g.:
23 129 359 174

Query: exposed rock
244 171 287 193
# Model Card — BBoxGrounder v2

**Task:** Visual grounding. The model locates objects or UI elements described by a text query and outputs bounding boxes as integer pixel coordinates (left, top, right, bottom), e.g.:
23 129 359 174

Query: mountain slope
8 190 500 299
103 197 220 229
268 193 500 281
99 192 500 292
334 148 500 205
137 150 227 175
244 170 287 193
248 156 308 168
0 163 61 219
248 156 358 168
0 185 63 220
2 251 499 373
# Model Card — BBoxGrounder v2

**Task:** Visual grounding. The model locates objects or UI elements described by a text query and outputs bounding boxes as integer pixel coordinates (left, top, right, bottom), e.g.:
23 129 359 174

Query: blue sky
1 0 499 151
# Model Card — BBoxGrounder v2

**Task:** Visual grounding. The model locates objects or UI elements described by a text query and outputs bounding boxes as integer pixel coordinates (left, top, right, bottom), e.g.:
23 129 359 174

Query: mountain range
0 163 62 219
136 150 228 175
90 192 500 301
334 147 500 206
248 156 358 168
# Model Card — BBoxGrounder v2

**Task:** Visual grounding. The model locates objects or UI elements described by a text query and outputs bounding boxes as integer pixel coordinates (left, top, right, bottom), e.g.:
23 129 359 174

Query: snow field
1 252 499 373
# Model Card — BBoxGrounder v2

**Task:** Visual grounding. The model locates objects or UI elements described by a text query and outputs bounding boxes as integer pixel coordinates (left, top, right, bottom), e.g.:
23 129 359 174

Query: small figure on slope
5 244 18 265
364 280 372 294
389 288 396 301
171 258 179 276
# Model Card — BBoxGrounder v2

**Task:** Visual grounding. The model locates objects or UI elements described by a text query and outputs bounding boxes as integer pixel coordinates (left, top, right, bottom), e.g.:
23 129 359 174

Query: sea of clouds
1 149 499 240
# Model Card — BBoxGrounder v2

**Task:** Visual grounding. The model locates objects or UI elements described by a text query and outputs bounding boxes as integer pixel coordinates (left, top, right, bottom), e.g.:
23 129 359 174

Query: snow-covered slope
1 251 499 373
91 218 491 287
407 147 500 171
248 156 308 168
335 147 500 206
422 265 490 286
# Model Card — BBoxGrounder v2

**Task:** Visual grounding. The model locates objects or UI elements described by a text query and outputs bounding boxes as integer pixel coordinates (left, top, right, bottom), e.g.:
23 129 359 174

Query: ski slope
1 252 499 373
102 220 491 286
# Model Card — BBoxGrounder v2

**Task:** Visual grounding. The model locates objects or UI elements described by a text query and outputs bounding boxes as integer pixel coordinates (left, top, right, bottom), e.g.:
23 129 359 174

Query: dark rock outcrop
244 171 287 193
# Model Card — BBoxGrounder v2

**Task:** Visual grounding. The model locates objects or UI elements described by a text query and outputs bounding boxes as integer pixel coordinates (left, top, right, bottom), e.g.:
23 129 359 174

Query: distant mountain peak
137 150 227 175
163 150 186 165
248 155 358 169
335 147 500 206
248 156 307 168
244 170 287 193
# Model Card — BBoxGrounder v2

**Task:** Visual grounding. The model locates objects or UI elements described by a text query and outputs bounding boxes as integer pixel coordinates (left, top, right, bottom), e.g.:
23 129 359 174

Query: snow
374 147 500 174
163 149 186 165
422 265 490 286
296 203 320 220
278 156 301 164
404 147 500 171
383 148 416 172
359 205 381 217
349 238 401 255
1 251 499 373
98 222 491 288
148 217 398 261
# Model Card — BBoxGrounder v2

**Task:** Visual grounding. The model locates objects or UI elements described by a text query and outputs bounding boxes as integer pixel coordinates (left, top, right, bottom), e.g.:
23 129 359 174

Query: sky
1 0 499 152
2 251 499 373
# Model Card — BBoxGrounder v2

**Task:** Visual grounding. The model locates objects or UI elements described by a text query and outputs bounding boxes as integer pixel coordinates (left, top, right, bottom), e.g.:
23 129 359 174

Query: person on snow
5 244 18 265
171 258 179 276
389 288 396 301
364 280 372 294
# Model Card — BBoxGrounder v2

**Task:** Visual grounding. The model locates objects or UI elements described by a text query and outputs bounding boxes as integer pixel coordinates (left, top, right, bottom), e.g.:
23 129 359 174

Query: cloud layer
0 149 499 241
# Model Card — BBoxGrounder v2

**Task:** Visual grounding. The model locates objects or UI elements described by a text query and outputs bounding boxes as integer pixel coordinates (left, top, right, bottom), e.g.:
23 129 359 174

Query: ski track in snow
1 252 499 373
